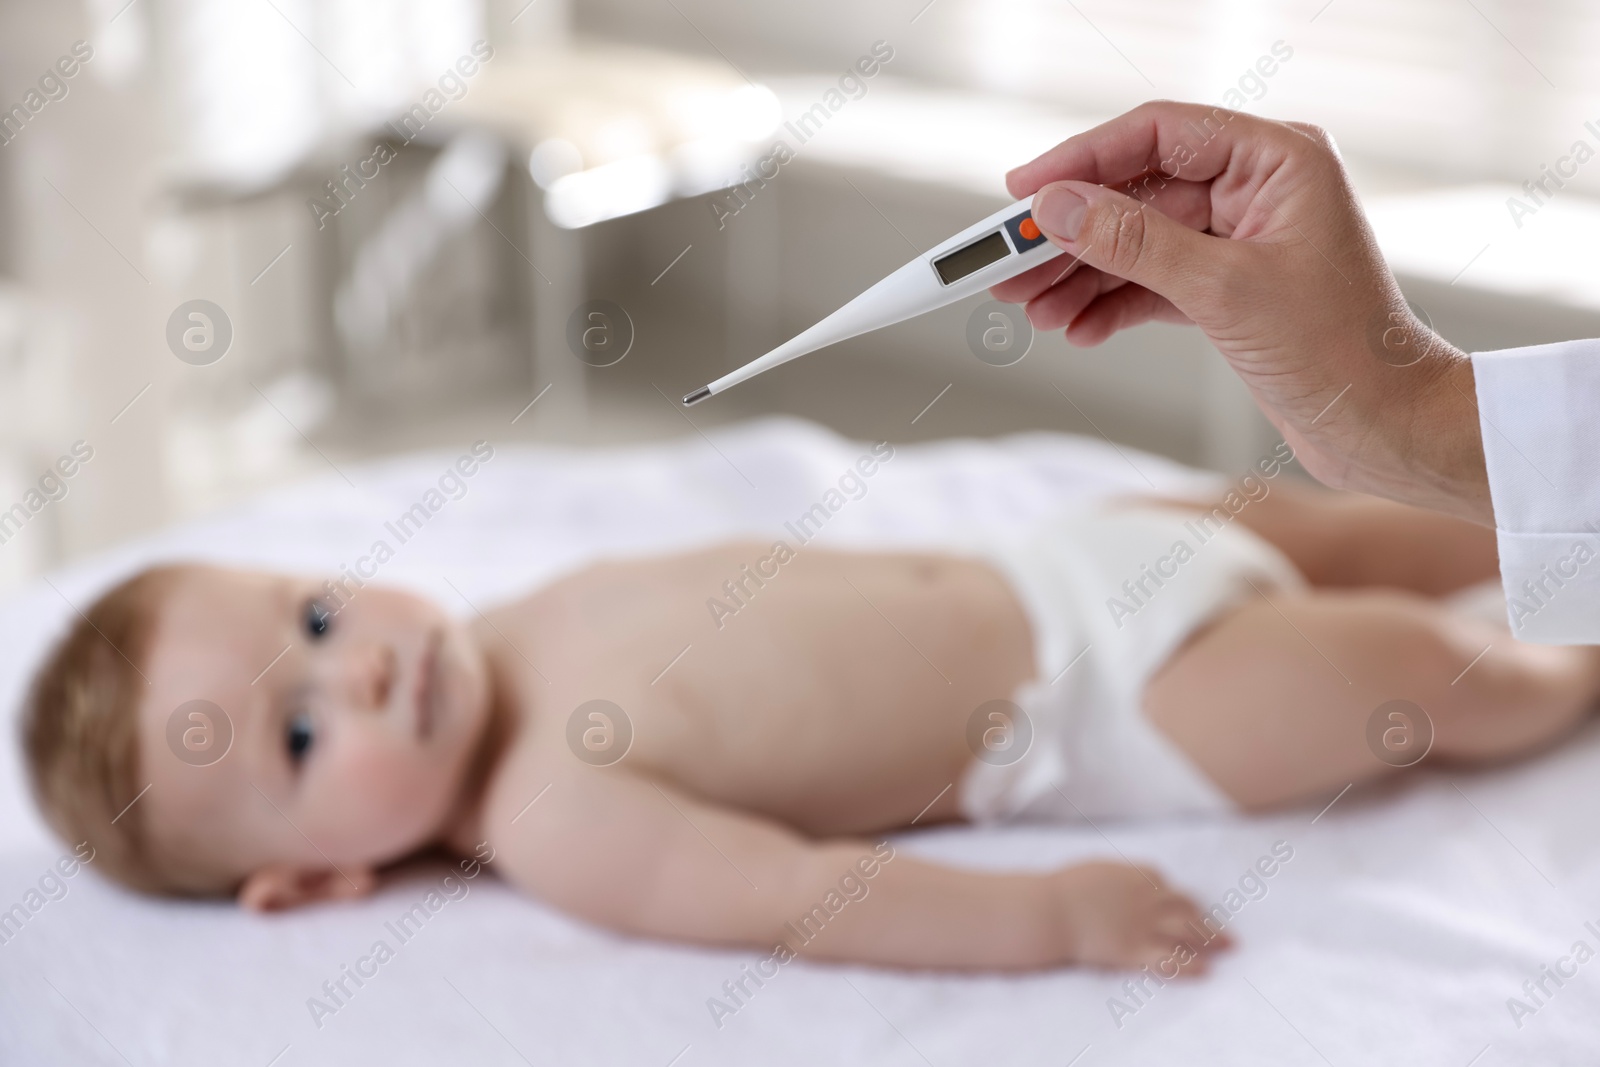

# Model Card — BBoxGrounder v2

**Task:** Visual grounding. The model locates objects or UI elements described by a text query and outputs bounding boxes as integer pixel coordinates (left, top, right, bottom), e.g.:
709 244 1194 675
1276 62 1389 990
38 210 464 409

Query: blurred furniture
148 37 786 504
424 39 782 428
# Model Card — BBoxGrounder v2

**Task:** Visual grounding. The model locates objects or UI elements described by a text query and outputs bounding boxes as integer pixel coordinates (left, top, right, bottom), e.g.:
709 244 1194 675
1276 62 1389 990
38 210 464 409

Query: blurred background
2 0 1599 591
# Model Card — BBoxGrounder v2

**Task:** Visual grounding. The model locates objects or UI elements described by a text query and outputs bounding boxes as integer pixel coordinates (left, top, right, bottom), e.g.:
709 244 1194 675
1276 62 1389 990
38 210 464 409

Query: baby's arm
492 766 1219 973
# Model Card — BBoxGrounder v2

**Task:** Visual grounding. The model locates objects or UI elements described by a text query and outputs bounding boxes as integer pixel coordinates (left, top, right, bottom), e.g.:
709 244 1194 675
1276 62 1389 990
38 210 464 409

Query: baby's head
22 564 491 909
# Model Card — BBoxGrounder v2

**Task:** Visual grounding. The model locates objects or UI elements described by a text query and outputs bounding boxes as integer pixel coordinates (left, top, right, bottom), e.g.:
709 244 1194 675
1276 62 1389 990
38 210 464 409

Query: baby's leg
1230 484 1500 595
1148 480 1500 595
1144 588 1600 810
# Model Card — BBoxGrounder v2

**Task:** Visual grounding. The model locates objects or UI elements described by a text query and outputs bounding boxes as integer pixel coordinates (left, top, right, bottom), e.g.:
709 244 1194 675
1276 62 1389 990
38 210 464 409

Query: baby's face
137 566 490 892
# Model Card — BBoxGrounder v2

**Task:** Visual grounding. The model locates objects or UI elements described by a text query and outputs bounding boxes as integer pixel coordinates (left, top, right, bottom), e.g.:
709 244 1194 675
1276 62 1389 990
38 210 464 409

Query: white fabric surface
1473 338 1600 643
3 416 1599 1064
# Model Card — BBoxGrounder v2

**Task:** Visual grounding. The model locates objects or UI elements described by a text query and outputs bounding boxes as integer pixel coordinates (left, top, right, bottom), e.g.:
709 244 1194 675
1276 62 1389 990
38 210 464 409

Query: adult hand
991 101 1491 524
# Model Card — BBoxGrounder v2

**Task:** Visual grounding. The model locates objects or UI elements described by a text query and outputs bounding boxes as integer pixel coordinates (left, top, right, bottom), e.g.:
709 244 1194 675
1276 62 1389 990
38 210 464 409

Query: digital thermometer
682 197 1068 405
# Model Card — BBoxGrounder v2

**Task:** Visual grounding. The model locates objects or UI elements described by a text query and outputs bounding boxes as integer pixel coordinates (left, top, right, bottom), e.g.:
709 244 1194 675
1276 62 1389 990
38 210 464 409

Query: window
161 0 484 186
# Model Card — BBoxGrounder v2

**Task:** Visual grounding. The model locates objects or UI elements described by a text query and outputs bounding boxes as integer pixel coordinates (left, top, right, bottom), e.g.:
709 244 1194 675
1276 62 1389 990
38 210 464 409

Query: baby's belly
628 549 1037 833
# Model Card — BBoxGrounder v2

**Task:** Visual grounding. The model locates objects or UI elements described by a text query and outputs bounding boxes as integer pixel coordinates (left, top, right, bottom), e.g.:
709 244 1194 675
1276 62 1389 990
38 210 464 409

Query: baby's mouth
414 630 442 740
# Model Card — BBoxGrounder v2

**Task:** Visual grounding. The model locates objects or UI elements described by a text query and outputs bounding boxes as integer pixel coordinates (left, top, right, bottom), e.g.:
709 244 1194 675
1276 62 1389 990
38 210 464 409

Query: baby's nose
337 644 395 710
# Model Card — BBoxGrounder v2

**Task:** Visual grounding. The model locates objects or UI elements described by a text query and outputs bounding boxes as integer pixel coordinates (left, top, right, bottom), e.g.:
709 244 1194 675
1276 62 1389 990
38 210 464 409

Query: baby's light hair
21 564 227 896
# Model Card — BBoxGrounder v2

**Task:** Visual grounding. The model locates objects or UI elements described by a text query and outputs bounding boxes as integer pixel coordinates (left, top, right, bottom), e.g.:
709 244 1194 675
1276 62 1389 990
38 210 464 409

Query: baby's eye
286 711 315 763
304 598 332 640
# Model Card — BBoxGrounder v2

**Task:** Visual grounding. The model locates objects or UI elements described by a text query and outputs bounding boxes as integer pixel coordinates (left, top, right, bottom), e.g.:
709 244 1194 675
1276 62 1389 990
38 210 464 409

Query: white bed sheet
2 417 1597 1064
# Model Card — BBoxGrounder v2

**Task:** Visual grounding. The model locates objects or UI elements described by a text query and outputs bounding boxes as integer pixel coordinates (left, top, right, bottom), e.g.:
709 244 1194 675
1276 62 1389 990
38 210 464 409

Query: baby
22 464 1600 978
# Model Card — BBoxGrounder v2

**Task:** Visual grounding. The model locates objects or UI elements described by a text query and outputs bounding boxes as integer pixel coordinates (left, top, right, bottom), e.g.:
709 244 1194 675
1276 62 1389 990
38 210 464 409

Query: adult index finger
1004 100 1302 200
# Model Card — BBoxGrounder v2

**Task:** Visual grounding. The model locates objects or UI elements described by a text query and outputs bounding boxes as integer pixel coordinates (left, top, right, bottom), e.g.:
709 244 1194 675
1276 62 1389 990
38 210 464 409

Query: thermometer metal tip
682 386 712 406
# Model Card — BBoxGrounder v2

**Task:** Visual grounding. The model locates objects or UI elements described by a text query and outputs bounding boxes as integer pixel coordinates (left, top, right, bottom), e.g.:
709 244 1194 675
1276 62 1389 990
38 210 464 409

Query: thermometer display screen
933 230 1010 285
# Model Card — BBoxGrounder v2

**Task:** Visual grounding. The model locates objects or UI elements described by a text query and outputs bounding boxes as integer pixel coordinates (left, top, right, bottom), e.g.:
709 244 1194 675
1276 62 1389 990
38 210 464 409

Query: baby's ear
237 863 376 912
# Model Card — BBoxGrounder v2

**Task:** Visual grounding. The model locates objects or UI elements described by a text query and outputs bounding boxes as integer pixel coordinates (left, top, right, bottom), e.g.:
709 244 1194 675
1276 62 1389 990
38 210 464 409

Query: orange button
1019 217 1041 241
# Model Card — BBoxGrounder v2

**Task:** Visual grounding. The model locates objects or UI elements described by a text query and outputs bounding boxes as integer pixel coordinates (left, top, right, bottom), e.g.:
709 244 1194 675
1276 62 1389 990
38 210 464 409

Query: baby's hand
1048 861 1229 976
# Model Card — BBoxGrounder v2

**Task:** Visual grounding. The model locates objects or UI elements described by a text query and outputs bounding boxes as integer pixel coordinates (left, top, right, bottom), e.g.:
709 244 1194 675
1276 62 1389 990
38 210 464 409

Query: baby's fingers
1128 933 1207 977
1153 897 1233 972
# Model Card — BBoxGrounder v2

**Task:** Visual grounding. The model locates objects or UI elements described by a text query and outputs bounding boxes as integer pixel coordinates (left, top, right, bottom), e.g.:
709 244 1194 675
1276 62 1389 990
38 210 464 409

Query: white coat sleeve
1471 338 1600 643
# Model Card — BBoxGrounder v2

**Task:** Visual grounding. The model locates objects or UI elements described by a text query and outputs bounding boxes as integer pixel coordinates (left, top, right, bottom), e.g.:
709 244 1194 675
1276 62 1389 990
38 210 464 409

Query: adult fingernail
1034 185 1086 240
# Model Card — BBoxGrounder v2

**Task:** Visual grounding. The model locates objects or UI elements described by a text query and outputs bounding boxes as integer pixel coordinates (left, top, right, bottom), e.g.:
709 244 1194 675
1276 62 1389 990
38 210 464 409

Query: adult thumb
1031 180 1222 311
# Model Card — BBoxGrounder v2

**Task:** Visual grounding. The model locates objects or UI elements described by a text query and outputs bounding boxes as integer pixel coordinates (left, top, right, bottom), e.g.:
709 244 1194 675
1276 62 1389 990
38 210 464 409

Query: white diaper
957 502 1308 823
